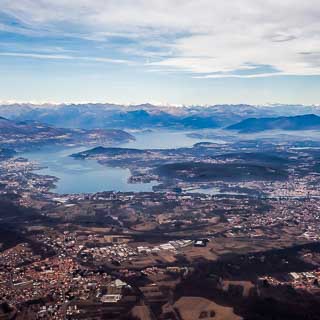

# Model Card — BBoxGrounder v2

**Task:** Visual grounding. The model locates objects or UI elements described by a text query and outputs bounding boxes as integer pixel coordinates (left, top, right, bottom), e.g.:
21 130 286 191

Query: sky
0 0 320 105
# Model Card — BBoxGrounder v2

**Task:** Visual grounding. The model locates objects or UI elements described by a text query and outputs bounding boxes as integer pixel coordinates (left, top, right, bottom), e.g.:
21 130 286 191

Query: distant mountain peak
227 114 320 133
1 103 320 130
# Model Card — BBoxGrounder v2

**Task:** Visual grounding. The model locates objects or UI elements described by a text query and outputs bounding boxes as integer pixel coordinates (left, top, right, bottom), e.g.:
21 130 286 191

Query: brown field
132 222 158 231
170 296 242 320
131 305 153 320
181 246 218 262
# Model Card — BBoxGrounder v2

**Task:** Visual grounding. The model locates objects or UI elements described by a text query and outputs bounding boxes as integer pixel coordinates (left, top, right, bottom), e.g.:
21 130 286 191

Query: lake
21 130 223 194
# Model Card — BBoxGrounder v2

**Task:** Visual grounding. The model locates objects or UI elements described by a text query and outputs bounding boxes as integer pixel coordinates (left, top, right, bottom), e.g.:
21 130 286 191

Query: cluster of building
0 157 57 200
0 243 36 269
260 269 320 292
82 244 138 264
137 240 193 254
0 252 137 319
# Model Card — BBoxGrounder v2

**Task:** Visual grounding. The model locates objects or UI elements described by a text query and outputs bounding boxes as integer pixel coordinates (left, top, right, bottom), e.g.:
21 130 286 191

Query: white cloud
0 52 131 64
1 0 320 77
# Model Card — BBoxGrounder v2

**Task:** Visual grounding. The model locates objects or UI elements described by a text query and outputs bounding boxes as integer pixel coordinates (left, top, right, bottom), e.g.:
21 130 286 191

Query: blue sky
1 0 320 105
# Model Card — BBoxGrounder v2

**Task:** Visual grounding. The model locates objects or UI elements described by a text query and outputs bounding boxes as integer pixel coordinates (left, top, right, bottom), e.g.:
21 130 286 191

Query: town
1 136 320 319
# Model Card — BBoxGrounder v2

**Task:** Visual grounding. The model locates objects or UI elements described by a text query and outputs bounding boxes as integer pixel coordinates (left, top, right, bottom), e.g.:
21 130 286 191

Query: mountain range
0 116 133 150
1 103 320 130
227 114 320 133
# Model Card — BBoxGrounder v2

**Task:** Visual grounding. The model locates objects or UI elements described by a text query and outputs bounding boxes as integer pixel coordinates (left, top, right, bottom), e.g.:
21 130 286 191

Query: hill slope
227 114 320 133
0 117 134 150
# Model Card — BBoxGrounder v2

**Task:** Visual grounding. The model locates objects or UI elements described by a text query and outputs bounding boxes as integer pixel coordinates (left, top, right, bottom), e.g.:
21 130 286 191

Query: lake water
21 130 222 194
122 130 218 149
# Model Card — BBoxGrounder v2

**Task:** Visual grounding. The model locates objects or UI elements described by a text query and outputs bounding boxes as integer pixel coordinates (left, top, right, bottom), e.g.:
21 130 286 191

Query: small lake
21 130 224 194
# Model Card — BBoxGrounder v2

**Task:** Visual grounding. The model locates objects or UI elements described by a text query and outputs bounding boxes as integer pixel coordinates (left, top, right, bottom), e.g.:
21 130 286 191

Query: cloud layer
1 0 320 77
